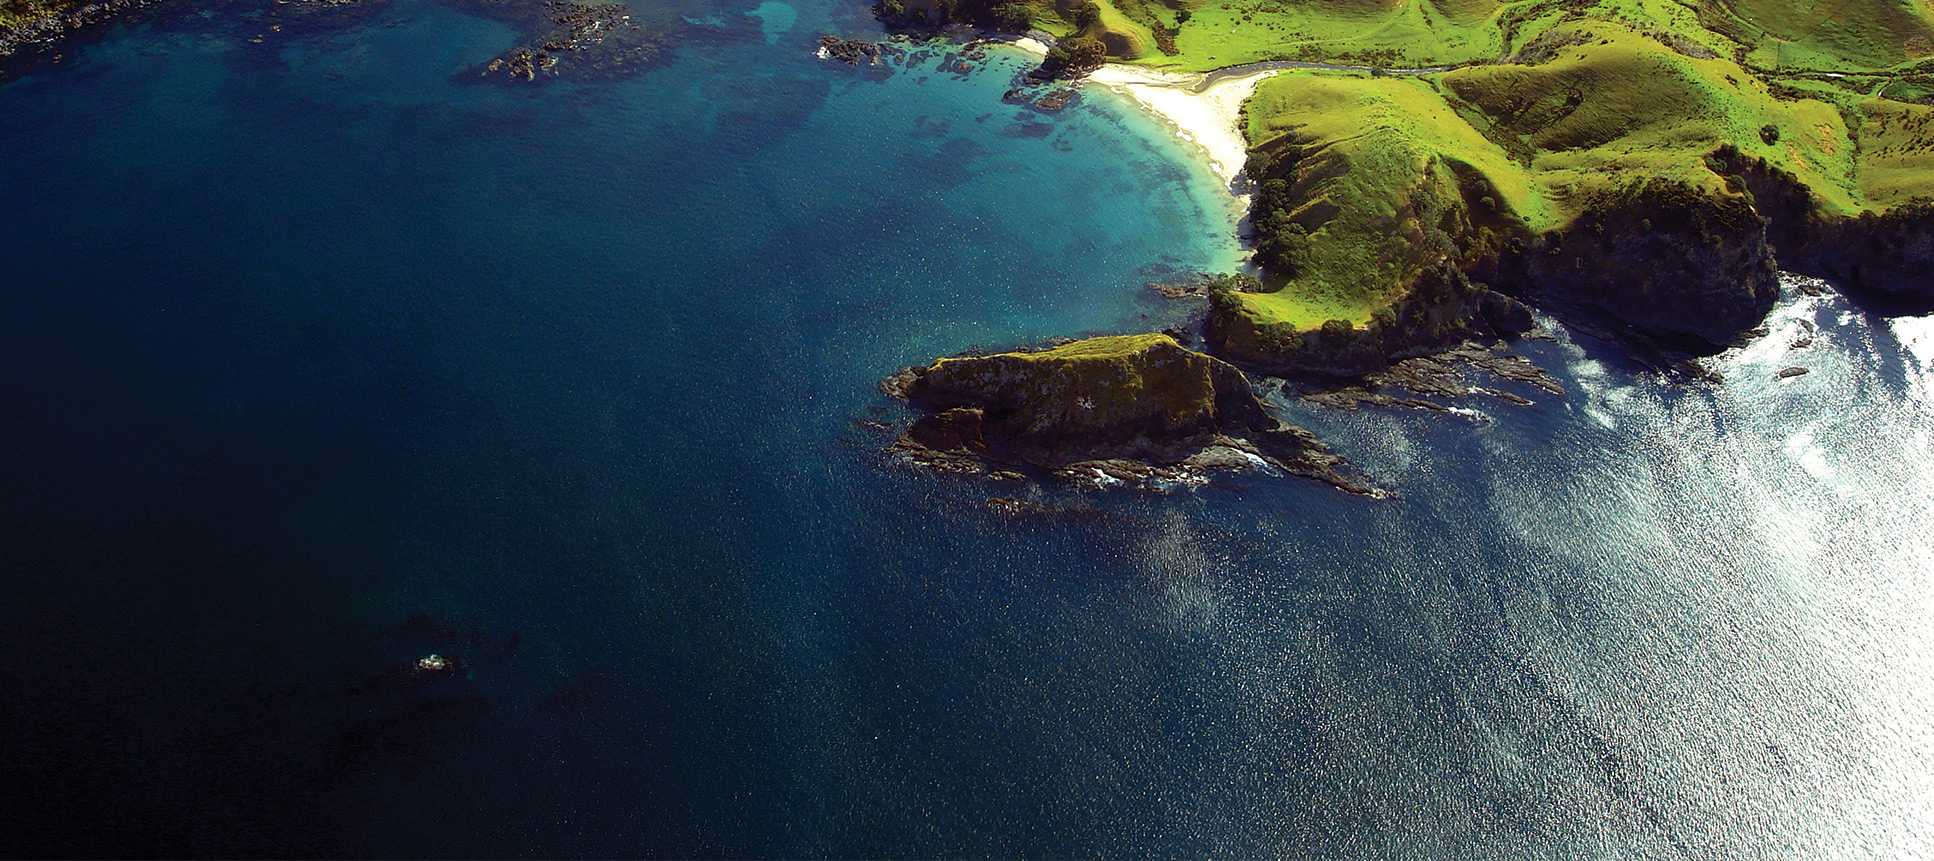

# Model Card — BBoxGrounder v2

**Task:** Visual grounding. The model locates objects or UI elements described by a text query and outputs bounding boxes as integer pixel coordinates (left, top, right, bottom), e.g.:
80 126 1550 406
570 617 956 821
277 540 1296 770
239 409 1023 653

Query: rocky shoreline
0 0 180 70
0 0 158 63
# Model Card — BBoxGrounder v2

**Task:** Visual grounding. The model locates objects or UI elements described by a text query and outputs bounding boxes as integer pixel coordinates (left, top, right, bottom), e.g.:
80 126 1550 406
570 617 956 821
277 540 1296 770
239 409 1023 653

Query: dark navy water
4 0 1933 856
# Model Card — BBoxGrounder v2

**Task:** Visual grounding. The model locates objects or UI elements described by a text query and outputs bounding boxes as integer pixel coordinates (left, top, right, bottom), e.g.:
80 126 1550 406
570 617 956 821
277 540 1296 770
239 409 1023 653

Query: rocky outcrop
0 0 160 63
463 1 683 83
1208 265 1541 378
882 334 1379 495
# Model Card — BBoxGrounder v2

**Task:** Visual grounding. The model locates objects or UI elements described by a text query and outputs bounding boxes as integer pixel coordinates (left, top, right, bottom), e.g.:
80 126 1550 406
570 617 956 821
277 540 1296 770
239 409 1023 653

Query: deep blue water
4 0 1933 856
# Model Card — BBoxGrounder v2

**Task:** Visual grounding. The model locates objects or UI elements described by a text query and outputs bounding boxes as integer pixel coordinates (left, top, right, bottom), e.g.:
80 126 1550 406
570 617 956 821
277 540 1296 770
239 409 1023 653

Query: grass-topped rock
883 334 1377 494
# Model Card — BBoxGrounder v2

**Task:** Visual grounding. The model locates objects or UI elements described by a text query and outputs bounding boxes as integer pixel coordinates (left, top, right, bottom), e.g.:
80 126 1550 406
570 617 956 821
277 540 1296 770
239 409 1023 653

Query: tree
1049 35 1106 68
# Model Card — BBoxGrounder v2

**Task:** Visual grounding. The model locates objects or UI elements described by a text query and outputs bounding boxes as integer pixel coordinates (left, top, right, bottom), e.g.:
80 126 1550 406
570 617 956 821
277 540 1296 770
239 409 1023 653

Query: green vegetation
924 333 1217 419
1 0 81 32
877 0 1934 356
1218 9 1934 351
1238 71 1551 331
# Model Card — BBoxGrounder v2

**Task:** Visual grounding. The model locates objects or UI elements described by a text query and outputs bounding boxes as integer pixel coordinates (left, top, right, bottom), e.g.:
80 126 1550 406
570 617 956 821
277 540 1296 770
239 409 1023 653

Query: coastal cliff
1208 266 1537 377
1487 179 1780 348
1714 146 1934 308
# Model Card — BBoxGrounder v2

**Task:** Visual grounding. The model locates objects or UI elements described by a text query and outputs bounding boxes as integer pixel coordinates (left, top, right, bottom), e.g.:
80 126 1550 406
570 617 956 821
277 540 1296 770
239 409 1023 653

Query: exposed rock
1776 365 1809 379
1298 341 1561 412
1789 319 1815 350
467 1 680 83
1032 87 1076 111
0 0 160 62
883 334 1380 496
985 496 1103 520
997 83 1079 112
819 35 898 65
1147 273 1211 299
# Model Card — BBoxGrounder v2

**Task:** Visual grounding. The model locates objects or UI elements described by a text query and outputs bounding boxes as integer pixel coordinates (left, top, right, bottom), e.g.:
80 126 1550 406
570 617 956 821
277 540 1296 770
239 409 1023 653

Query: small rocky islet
880 333 1381 496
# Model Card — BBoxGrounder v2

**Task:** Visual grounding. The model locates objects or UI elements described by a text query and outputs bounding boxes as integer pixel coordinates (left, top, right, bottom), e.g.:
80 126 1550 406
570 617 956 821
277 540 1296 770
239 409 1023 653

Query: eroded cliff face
882 334 1377 494
1489 180 1781 348
900 334 1271 463
1715 146 1934 307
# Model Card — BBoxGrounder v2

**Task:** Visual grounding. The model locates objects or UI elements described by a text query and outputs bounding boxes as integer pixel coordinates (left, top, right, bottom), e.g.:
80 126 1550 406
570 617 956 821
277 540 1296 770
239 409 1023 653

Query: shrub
1207 272 1264 293
1060 35 1106 66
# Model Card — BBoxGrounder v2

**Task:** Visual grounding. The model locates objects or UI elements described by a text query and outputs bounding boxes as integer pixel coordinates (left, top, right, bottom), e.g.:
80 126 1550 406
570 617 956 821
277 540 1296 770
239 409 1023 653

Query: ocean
2 0 1931 855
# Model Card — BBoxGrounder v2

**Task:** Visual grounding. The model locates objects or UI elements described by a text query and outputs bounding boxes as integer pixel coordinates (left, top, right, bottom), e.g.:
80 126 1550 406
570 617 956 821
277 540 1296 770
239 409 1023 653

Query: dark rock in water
1776 365 1809 379
1032 88 1076 112
1298 341 1560 412
1148 274 1211 299
882 333 1380 496
466 1 680 83
820 34 901 65
1789 319 1815 350
985 496 1103 520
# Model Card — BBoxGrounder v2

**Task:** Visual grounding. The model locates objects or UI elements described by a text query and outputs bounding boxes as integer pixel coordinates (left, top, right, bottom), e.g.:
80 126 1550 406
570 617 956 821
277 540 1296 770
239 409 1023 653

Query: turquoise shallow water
3 0 1933 856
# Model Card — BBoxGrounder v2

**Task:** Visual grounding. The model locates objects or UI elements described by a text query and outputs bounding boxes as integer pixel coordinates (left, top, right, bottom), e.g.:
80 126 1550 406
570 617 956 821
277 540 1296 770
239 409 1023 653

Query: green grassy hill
1211 5 1934 357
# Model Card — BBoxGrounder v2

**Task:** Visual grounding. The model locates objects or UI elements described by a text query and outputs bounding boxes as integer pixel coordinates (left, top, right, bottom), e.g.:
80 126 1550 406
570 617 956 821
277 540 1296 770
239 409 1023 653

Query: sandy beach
1003 39 1274 190
1084 66 1276 188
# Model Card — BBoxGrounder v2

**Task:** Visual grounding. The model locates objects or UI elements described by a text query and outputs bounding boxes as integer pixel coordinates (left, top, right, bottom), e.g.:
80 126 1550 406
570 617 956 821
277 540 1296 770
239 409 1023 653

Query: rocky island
883 334 1379 495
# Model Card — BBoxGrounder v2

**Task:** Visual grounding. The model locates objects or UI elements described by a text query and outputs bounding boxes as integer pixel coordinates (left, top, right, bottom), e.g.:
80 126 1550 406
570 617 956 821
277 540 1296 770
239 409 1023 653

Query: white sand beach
1083 65 1276 188
998 40 1274 190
